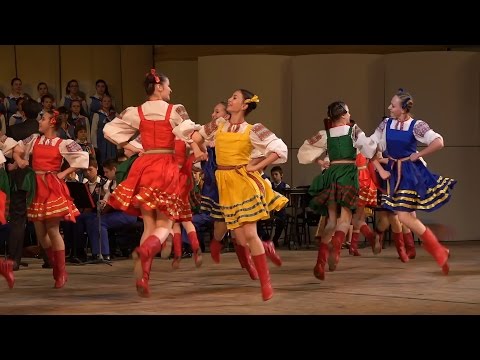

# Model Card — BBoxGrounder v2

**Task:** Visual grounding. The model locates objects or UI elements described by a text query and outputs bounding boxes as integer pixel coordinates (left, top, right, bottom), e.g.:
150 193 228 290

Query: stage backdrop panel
60 45 123 110
384 51 480 147
0 46 16 97
155 60 198 121
198 55 292 143
120 45 154 109
291 54 385 149
16 45 60 102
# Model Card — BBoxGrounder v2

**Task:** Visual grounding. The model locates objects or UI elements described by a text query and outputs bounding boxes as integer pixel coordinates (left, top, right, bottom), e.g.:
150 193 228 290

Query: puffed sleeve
195 117 227 141
170 104 202 141
250 123 288 164
297 130 327 164
129 134 143 150
0 133 18 158
413 120 443 145
17 133 40 158
251 147 264 159
59 139 89 169
103 107 140 146
354 119 387 159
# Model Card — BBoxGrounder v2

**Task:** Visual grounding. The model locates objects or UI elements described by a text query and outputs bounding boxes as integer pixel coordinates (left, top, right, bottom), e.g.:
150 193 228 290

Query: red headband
147 68 160 84
49 110 60 125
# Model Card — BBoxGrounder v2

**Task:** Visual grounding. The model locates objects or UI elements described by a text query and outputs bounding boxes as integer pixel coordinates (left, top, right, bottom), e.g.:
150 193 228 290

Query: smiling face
227 90 248 114
211 102 230 120
101 96 112 110
388 95 404 119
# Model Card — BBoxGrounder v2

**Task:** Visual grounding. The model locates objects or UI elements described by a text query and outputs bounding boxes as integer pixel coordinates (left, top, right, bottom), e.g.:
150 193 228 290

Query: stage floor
1 241 479 315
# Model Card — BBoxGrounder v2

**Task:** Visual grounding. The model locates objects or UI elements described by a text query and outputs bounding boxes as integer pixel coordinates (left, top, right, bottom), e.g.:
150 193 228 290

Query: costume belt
387 156 410 195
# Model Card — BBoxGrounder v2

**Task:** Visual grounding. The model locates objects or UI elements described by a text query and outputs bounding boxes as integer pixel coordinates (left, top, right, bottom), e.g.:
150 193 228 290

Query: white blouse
18 134 89 169
197 117 288 164
104 100 200 146
298 125 361 164
0 134 18 160
355 117 442 159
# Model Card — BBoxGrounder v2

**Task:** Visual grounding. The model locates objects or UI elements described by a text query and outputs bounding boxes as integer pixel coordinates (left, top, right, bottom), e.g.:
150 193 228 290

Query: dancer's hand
352 124 364 140
57 171 66 180
378 168 391 180
245 163 260 172
193 148 208 162
409 152 420 162
17 159 29 169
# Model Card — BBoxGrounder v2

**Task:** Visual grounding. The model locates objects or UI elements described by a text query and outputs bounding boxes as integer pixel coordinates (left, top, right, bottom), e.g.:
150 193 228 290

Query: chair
283 187 311 249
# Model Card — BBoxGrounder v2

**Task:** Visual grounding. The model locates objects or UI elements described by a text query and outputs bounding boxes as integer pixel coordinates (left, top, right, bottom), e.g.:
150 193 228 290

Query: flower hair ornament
49 110 59 125
244 95 260 104
147 68 160 84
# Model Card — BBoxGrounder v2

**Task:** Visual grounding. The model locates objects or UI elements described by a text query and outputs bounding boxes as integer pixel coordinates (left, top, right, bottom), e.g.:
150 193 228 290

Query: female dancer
190 89 288 301
103 69 205 297
13 110 89 288
354 89 456 274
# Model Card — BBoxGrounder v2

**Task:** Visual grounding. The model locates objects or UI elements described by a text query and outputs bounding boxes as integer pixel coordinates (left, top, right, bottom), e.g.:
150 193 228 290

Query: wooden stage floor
1 241 479 315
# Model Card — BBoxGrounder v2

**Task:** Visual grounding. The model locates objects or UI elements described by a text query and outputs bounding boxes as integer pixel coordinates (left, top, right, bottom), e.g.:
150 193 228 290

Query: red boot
233 242 246 269
349 231 361 256
420 227 450 275
133 235 163 297
404 232 416 259
234 243 259 280
0 259 15 289
252 254 273 301
187 231 203 268
171 233 182 269
263 241 282 266
361 224 381 254
313 242 329 280
209 238 223 263
53 250 68 289
393 232 409 263
45 247 57 279
328 231 345 271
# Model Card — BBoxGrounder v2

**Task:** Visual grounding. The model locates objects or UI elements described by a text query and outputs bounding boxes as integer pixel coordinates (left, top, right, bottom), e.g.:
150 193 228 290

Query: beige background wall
60 45 122 109
16 45 61 101
0 46 17 97
198 55 292 137
155 60 198 121
291 54 385 187
0 45 153 112
121 45 154 108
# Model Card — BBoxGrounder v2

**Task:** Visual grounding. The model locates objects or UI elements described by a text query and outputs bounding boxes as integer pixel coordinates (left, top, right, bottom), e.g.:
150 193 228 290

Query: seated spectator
85 158 138 260
270 166 290 247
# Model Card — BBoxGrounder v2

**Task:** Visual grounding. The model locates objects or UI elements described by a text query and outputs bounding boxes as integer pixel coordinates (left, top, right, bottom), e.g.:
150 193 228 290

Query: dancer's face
388 96 404 119
211 103 229 120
